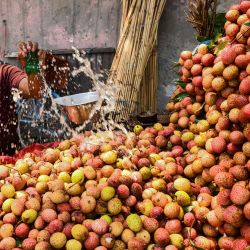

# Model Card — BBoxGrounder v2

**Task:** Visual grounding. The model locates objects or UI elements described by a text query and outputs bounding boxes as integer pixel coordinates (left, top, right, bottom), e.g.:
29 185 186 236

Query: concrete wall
0 0 121 54
0 0 236 112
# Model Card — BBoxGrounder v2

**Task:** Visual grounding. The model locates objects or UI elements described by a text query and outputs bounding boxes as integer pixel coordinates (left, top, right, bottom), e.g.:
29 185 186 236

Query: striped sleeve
1 64 27 88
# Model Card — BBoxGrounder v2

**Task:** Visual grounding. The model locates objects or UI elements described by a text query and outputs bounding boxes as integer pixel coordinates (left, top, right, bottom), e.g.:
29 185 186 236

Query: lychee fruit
164 202 180 219
214 172 235 188
65 239 82 250
107 198 122 215
154 228 170 246
50 232 67 249
221 47 237 65
224 205 244 227
22 238 37 250
230 183 250 205
223 65 239 80
211 137 226 154
71 224 88 241
15 223 30 239
41 208 57 223
91 219 109 235
239 75 250 95
84 232 99 250
101 186 115 201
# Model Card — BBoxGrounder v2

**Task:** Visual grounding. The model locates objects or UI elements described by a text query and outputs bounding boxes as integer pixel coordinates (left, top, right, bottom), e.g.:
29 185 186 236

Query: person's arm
1 63 30 97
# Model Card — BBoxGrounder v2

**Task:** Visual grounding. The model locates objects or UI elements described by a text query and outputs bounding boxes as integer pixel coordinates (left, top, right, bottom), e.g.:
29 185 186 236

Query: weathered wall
0 0 236 112
0 0 121 54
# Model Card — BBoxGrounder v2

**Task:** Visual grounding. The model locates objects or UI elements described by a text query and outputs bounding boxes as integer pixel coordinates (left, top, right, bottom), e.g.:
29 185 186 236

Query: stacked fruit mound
0 1 250 250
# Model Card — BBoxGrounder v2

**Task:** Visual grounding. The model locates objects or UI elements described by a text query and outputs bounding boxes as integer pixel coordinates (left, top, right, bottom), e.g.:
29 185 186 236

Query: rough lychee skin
46 219 63 234
244 202 250 220
230 183 250 205
165 219 182 234
131 183 143 199
240 0 250 13
183 212 196 227
142 217 159 233
239 75 250 95
22 238 37 250
194 236 212 249
50 232 67 249
41 208 57 223
34 241 50 250
154 228 170 246
235 54 250 69
223 65 239 80
211 137 227 154
214 172 235 188
209 165 226 179
239 104 250 123
117 184 130 199
217 189 231 206
91 219 109 235
240 223 250 244
127 237 145 250
223 205 244 228
218 236 234 250
164 202 180 219
229 131 244 145
229 165 248 180
221 47 237 65
84 232 100 250
15 223 30 239
226 23 240 37
233 238 248 250
126 214 142 233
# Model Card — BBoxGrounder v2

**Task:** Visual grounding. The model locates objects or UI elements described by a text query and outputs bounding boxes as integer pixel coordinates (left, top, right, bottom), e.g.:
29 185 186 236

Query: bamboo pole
108 0 166 122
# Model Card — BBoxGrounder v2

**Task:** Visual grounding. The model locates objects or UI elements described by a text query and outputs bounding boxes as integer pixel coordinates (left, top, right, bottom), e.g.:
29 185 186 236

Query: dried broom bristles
186 0 217 38
108 0 166 121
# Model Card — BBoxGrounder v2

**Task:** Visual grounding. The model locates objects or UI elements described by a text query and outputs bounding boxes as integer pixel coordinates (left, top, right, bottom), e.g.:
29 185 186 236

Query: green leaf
174 92 190 102
214 33 222 43
172 61 181 68
244 21 250 27
175 80 187 88
214 40 229 55
207 40 215 52
196 35 210 43
213 13 226 38
16 239 22 247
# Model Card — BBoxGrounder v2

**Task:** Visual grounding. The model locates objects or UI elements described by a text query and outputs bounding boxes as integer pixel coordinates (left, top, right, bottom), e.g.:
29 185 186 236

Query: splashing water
71 47 128 135
16 47 130 147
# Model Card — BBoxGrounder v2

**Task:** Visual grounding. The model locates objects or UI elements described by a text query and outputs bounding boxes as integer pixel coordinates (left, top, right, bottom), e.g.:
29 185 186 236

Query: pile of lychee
0 1 250 249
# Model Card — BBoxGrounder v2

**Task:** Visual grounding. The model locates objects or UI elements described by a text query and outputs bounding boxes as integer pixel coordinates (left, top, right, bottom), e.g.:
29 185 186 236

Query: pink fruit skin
239 104 250 123
15 223 30 239
154 228 170 246
221 47 237 65
239 76 250 95
240 1 250 13
91 219 108 235
84 232 100 250
41 209 57 223
46 219 63 234
183 212 196 227
233 238 248 250
211 137 227 154
240 223 250 243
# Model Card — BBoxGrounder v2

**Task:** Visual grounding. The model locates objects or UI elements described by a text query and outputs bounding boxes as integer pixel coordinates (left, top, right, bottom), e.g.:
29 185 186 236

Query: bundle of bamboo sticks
108 0 166 121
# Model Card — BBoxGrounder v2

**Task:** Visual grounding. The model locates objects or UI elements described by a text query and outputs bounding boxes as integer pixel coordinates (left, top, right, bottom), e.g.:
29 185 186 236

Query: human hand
17 41 46 70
